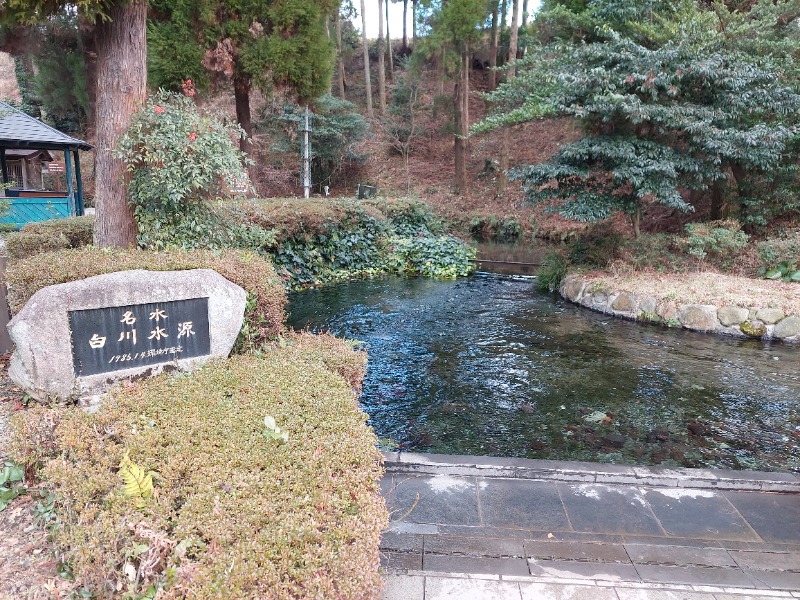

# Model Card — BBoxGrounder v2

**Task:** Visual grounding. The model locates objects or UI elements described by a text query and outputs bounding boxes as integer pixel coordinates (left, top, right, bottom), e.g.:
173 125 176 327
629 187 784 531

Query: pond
287 274 800 473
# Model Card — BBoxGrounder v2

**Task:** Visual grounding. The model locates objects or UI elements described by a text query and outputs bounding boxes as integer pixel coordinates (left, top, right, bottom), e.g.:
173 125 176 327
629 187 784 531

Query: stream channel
288 259 800 473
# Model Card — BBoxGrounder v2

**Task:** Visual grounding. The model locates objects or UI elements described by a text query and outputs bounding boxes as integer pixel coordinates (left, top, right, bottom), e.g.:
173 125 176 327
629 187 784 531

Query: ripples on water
288 274 800 472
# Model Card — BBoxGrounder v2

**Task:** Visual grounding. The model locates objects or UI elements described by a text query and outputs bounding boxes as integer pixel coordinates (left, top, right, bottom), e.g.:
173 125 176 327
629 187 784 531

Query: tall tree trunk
386 0 394 80
454 50 468 194
233 73 253 154
488 0 499 90
78 18 97 136
360 0 373 117
522 0 529 27
500 0 508 33
497 0 519 196
402 0 409 52
463 43 469 146
93 0 146 248
412 0 417 43
377 0 387 113
335 11 346 98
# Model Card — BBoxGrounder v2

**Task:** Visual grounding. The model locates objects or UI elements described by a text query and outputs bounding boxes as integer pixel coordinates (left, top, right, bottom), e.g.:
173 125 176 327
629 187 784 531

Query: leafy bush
230 198 474 286
680 220 749 267
756 232 800 273
3 216 94 260
567 224 625 268
468 215 523 243
765 261 800 283
366 197 446 237
7 248 286 349
116 90 252 249
10 338 386 598
536 251 570 293
388 236 476 278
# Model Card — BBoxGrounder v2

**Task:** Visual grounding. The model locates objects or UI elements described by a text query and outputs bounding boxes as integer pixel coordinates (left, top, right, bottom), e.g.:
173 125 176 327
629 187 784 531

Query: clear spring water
287 274 800 472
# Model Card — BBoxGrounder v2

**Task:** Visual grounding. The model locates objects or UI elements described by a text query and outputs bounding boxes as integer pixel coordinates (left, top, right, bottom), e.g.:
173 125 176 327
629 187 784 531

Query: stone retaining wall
559 274 800 342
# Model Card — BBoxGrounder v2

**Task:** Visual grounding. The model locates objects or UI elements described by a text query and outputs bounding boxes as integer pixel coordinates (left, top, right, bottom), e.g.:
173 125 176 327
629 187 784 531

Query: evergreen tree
417 0 490 193
478 0 800 235
148 0 338 155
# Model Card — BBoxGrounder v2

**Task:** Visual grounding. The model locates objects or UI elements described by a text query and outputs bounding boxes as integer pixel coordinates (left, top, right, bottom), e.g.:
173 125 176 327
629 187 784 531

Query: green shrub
567 224 625 268
756 232 800 273
366 197 446 236
4 216 94 260
680 220 749 266
230 198 474 286
10 340 386 598
7 248 286 348
116 90 252 249
388 235 476 278
468 215 523 243
536 251 570 292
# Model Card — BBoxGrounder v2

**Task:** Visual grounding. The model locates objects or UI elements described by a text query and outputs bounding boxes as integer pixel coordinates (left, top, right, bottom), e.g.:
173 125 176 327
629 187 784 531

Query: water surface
288 275 800 472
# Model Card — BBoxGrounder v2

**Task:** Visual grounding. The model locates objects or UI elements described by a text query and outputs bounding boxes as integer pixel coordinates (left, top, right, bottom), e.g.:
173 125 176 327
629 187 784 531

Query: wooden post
64 149 76 216
0 148 8 186
74 150 85 216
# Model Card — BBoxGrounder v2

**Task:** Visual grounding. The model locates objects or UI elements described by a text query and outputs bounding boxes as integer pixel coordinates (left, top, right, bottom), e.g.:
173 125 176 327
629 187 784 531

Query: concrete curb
383 451 800 493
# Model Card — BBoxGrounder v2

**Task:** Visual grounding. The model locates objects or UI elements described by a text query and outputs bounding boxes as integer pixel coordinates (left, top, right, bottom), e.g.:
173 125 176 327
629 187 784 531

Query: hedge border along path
10 335 388 599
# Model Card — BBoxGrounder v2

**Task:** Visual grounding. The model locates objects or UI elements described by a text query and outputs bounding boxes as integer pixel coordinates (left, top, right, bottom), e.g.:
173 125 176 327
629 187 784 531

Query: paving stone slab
480 478 571 531
380 531 423 553
383 475 481 526
622 536 725 549
528 558 641 581
713 595 795 600
558 483 665 536
424 555 531 577
518 582 618 600
614 590 714 600
644 489 759 542
424 534 525 558
424 576 522 600
625 544 737 568
634 565 756 588
525 540 631 563
382 574 425 600
725 492 800 545
381 551 423 571
744 570 800 590
729 551 800 572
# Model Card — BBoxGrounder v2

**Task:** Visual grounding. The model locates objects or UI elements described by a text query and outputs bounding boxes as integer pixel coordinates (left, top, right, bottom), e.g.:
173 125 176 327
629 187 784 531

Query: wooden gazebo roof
0 101 91 151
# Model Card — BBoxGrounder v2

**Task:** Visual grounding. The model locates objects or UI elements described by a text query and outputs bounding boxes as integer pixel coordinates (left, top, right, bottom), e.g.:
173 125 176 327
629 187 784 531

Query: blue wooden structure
0 101 91 229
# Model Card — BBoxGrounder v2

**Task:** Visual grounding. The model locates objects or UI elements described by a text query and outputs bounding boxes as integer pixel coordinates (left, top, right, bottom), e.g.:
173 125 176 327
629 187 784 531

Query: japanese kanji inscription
69 298 211 377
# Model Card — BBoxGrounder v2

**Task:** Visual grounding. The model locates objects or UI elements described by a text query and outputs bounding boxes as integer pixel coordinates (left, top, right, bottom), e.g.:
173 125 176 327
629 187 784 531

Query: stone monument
8 269 246 401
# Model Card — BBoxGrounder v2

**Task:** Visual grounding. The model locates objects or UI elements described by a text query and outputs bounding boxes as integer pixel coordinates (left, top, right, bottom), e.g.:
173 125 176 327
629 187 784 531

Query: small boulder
678 305 720 332
756 308 785 324
657 301 679 323
639 296 658 315
774 315 800 339
611 292 638 314
717 306 749 327
561 277 586 302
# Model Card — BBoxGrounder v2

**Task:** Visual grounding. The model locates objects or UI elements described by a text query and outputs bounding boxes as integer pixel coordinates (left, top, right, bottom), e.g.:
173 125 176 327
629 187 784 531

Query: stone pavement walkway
380 453 800 599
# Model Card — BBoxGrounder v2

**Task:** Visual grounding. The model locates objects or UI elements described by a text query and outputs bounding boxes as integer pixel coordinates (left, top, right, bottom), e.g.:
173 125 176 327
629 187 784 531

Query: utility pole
302 105 311 198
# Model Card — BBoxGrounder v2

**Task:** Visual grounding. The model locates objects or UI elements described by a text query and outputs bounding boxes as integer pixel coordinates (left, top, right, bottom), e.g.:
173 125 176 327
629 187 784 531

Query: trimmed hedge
3 216 94 261
10 335 387 598
6 247 286 348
